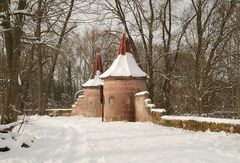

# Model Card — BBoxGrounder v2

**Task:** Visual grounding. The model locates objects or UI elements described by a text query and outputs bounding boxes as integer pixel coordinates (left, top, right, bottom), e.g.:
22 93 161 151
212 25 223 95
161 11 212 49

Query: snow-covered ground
1 116 240 163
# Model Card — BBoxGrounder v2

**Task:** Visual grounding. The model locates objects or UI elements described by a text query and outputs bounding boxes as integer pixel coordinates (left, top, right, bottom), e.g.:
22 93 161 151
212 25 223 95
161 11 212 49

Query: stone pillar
135 91 152 121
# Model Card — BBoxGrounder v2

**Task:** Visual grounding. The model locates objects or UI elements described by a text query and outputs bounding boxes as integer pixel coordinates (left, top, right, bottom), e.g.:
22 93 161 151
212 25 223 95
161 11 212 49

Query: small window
89 100 93 106
109 97 114 104
126 97 131 105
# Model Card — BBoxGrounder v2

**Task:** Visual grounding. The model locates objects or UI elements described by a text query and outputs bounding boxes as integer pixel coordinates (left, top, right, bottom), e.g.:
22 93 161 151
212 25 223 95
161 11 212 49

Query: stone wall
134 91 240 134
71 96 84 115
104 78 146 122
160 118 240 133
46 109 72 116
83 88 102 117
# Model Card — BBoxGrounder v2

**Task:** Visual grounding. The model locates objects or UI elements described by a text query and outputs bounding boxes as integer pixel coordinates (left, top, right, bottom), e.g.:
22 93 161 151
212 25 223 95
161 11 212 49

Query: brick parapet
134 92 240 134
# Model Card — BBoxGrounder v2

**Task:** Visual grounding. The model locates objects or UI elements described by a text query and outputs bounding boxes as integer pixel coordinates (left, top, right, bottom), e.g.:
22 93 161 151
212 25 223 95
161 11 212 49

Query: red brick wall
71 96 84 115
83 88 102 117
103 78 147 121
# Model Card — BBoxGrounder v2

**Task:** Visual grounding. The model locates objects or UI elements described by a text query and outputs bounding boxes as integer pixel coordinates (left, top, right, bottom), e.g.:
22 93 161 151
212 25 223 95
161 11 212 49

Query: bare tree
45 0 75 104
35 0 44 115
185 0 237 115
0 0 27 124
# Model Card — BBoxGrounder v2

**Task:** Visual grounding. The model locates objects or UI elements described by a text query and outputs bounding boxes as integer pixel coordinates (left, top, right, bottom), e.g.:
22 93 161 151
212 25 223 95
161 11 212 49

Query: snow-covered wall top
162 115 240 125
135 91 149 96
100 52 148 79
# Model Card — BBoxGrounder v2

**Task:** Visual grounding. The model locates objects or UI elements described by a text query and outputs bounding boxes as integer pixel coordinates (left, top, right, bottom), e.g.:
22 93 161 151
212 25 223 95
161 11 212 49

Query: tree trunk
161 0 173 113
67 62 73 105
36 0 44 115
1 0 26 124
45 0 75 104
195 0 204 115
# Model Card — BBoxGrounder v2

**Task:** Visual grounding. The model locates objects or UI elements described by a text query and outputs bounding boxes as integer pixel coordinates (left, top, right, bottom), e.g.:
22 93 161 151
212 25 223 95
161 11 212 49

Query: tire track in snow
78 118 106 163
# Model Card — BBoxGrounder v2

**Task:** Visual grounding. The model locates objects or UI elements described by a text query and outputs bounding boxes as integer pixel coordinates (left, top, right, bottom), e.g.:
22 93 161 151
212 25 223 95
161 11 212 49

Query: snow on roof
162 115 240 125
82 78 103 87
100 52 147 78
100 33 147 79
82 54 103 87
82 71 103 87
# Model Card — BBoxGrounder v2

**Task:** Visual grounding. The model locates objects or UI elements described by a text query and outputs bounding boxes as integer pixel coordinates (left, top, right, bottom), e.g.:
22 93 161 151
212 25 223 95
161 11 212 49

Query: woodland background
0 0 240 124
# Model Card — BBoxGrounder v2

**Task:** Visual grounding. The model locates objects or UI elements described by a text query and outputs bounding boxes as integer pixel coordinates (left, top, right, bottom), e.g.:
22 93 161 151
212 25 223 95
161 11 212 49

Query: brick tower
100 34 148 121
82 54 103 117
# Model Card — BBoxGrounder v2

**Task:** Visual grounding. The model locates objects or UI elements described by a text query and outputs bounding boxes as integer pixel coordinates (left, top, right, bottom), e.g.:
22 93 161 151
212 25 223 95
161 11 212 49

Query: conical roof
100 33 147 79
82 54 103 87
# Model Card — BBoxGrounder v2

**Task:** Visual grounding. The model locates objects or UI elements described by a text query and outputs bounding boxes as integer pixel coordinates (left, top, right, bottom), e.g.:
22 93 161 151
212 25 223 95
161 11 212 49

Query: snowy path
1 116 240 163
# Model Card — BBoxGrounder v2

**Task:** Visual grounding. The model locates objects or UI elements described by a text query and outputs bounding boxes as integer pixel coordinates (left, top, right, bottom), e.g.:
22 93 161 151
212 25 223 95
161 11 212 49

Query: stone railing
135 91 166 122
134 91 240 134
46 108 72 116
